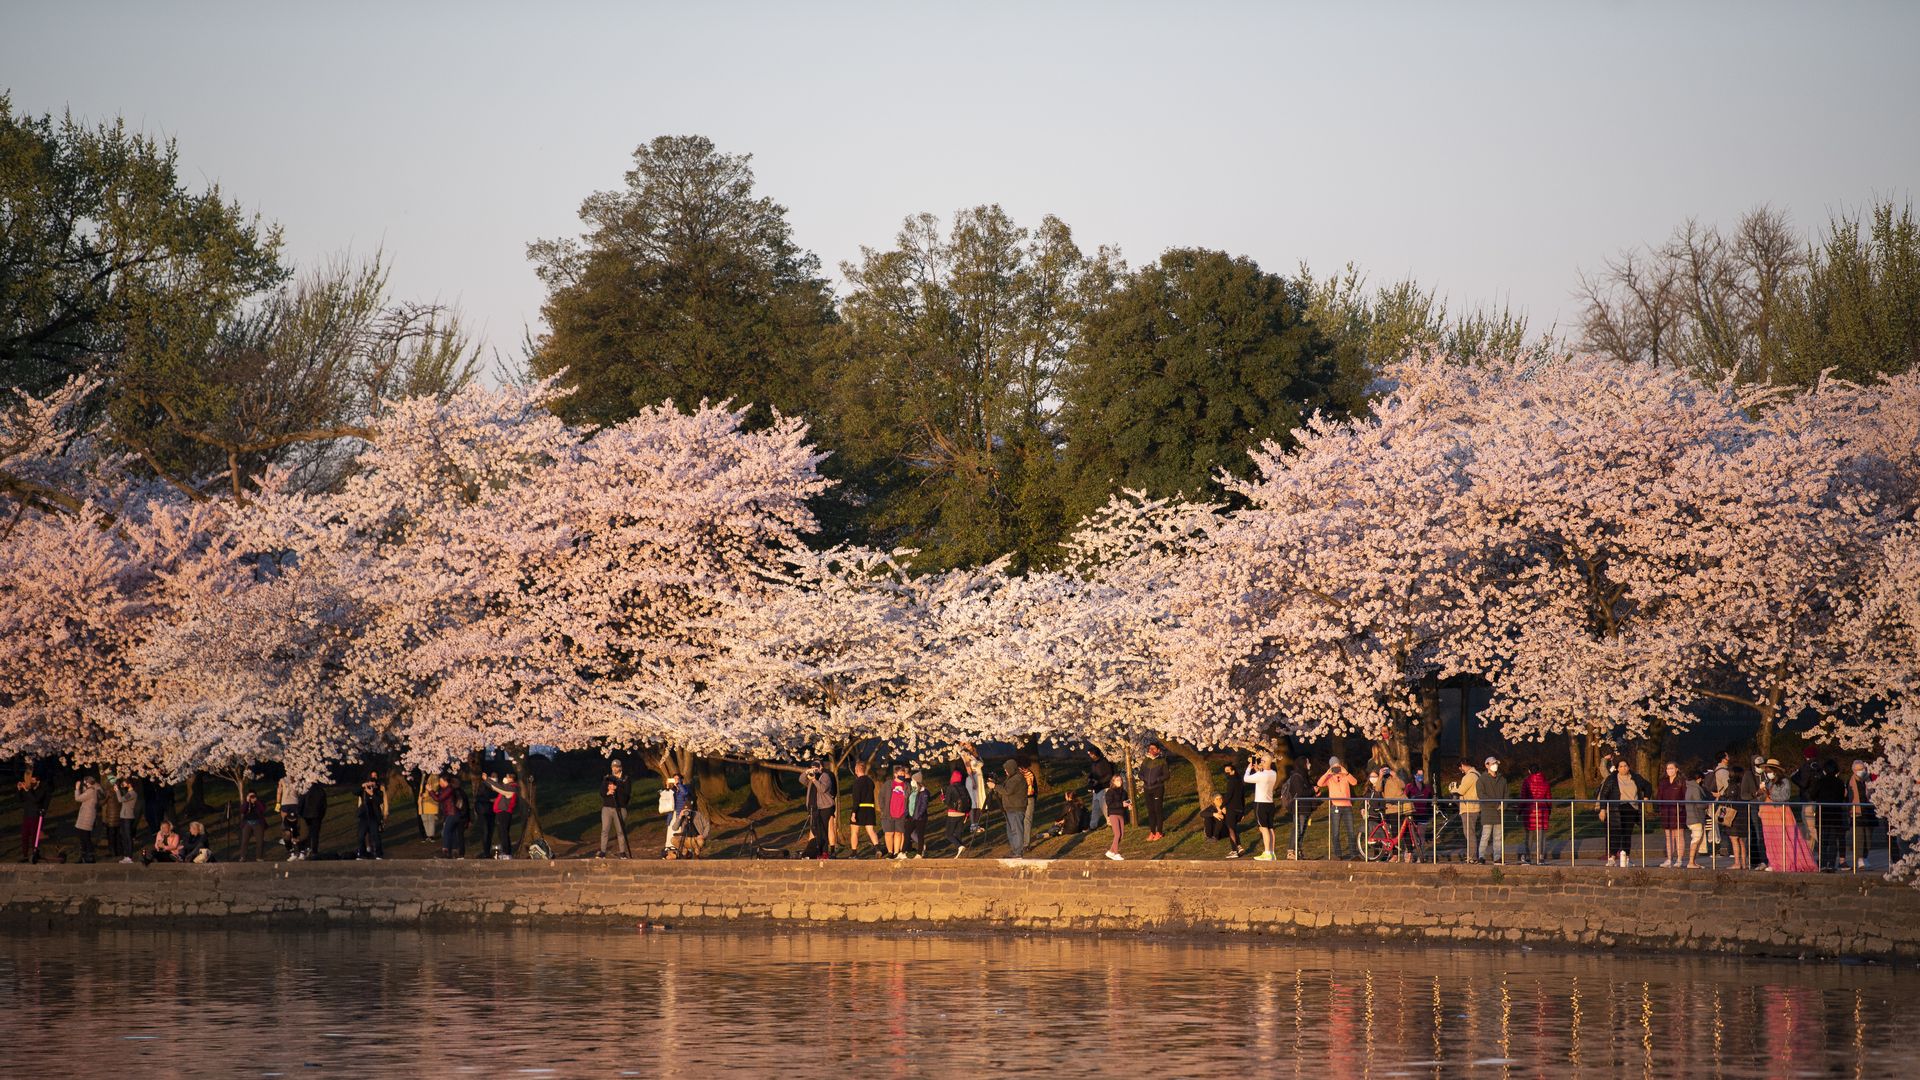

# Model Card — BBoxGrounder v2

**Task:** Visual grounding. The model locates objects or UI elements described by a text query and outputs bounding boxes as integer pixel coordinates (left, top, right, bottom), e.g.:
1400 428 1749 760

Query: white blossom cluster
2 356 1917 875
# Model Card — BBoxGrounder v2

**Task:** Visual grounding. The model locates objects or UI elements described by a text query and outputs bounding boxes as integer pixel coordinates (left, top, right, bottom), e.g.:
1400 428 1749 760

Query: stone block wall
2 859 1914 959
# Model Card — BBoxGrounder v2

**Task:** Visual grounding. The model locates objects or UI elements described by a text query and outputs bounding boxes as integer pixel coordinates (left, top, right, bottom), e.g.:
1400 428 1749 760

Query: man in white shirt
1244 756 1279 861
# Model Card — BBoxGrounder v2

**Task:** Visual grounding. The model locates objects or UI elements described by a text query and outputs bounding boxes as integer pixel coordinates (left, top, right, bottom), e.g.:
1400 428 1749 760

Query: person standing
114 776 139 863
1808 760 1846 870
1244 756 1279 861
1596 758 1649 867
1450 761 1482 863
1406 768 1435 857
438 778 468 858
1379 765 1411 861
238 790 269 862
884 767 910 859
598 759 632 858
1220 761 1246 858
72 775 100 863
474 770 498 859
1318 757 1360 860
1847 761 1875 869
661 771 692 857
991 759 1032 857
1086 749 1114 825
489 771 520 858
275 772 302 857
355 771 388 859
849 760 880 858
1520 762 1553 865
942 768 971 857
416 774 440 846
1478 758 1508 864
1656 762 1687 867
1103 773 1130 860
906 771 931 858
298 780 328 860
1682 769 1710 868
960 746 988 835
1140 743 1170 841
1017 757 1038 850
803 761 836 859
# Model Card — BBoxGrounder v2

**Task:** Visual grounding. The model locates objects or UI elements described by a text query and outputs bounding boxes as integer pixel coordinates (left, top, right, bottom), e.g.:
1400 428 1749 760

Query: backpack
527 837 553 860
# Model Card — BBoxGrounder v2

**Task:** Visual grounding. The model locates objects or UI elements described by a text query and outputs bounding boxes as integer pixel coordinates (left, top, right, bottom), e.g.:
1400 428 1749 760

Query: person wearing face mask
1405 768 1434 856
1478 758 1508 864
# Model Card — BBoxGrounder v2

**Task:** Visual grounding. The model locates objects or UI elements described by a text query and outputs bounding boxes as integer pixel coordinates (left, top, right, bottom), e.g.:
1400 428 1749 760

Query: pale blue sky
5 1 1916 354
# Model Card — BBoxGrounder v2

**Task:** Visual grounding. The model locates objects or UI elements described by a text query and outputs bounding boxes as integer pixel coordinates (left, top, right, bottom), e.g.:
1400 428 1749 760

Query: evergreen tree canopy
527 135 836 429
1057 248 1362 519
820 206 1118 570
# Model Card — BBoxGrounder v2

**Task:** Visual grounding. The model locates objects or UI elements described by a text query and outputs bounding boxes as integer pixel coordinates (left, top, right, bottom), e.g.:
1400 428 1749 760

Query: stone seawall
3 860 1916 959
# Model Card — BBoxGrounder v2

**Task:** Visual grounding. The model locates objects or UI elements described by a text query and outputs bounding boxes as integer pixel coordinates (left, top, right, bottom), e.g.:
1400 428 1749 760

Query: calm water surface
2 927 1915 1078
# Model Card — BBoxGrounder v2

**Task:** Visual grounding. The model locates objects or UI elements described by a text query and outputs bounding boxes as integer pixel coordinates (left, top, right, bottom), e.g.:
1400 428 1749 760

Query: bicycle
1362 805 1434 861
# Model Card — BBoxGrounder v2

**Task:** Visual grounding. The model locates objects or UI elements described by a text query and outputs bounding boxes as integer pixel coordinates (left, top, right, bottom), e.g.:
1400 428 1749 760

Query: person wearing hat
941 767 971 856
1477 757 1508 864
1448 760 1482 863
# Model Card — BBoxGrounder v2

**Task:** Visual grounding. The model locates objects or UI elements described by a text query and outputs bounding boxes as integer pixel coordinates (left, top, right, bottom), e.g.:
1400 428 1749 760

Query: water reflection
1 928 1914 1077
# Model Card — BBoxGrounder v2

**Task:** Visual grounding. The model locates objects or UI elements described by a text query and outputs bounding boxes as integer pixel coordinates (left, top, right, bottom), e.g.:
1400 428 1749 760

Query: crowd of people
6 744 1896 872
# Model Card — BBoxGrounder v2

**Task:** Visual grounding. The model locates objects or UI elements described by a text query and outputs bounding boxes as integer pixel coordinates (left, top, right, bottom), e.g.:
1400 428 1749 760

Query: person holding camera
355 770 388 859
599 759 632 858
802 761 836 859
1317 757 1360 860
1244 755 1279 861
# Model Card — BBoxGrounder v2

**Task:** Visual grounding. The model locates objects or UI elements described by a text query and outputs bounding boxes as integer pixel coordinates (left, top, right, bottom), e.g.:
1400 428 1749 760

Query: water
2 927 1915 1078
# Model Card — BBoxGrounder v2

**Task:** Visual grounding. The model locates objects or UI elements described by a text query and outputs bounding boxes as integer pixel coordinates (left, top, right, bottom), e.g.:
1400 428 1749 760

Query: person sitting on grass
181 820 214 863
1203 791 1241 857
144 819 183 864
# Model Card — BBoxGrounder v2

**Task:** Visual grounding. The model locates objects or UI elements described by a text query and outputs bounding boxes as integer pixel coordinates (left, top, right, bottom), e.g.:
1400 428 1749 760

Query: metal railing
1285 796 1898 872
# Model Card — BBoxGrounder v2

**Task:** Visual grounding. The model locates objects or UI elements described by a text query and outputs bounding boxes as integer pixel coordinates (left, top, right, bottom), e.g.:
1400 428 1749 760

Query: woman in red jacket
1520 763 1553 865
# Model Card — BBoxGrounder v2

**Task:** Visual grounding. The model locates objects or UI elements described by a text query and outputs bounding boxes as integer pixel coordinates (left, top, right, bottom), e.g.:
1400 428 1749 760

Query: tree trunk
697 757 749 828
748 762 793 816
1417 685 1442 775
183 771 211 816
1756 699 1778 760
1166 739 1215 810
503 744 542 843
1123 746 1141 827
1569 733 1591 800
1634 719 1669 780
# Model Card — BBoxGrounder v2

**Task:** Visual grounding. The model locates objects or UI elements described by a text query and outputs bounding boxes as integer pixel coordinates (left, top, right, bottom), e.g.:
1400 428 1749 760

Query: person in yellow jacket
1450 762 1483 863
417 775 440 843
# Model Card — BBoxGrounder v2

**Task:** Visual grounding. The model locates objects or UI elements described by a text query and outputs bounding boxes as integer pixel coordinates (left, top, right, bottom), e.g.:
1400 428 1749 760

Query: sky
6 1 1917 358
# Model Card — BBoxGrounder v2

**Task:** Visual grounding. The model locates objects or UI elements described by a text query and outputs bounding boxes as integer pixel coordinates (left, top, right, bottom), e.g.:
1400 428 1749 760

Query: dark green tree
526 135 835 429
1778 200 1920 385
821 206 1118 569
1056 248 1362 522
0 94 286 397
